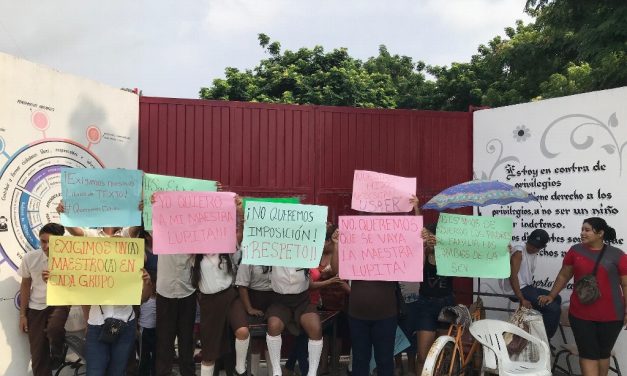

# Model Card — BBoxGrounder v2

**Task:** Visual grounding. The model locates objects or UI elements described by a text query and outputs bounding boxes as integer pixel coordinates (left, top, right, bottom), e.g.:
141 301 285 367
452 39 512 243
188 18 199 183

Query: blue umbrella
422 180 538 211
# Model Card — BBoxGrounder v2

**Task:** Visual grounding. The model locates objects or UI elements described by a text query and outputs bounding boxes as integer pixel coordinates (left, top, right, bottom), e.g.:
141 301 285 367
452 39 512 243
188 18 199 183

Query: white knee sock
307 339 324 376
201 364 215 376
265 349 274 376
266 334 283 376
251 353 261 376
235 337 250 374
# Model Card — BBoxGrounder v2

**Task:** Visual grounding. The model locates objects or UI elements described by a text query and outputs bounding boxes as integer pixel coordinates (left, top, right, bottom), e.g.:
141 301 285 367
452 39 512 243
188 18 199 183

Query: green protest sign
143 173 217 231
241 201 327 268
435 213 512 278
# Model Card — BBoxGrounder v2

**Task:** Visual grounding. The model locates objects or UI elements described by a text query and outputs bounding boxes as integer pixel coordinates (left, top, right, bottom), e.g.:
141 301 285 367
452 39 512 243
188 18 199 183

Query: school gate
138 97 474 301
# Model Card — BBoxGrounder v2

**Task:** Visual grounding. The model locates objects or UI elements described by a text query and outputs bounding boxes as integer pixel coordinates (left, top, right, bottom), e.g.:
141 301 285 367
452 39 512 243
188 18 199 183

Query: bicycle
421 299 484 376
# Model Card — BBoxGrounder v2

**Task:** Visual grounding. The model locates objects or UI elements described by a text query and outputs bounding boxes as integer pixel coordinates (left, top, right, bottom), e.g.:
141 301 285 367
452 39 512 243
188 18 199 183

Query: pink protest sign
338 216 423 282
351 170 416 213
152 191 237 254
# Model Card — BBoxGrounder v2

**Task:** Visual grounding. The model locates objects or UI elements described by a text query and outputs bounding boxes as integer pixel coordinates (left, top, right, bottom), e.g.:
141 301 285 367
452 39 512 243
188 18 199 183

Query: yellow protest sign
47 236 145 305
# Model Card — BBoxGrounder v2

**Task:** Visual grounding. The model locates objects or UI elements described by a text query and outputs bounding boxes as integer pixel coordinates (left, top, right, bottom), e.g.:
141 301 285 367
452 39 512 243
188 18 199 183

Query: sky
0 0 532 99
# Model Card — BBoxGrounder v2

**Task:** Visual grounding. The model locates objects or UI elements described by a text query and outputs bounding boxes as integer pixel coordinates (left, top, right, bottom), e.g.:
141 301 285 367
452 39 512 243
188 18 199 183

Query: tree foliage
200 0 627 111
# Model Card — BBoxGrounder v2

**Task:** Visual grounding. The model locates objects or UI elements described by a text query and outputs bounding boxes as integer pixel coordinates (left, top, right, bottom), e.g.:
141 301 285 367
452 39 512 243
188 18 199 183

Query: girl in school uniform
193 196 245 376
265 267 324 376
191 252 239 376
233 264 273 317
230 263 274 375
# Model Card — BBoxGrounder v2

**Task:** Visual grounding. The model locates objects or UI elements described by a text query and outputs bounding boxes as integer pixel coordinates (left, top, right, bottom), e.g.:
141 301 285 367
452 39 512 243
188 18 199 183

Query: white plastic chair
469 319 551 376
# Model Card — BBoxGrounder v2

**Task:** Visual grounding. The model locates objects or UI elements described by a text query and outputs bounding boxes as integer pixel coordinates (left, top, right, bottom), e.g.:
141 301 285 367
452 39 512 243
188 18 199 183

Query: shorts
248 289 275 311
266 291 317 335
569 314 623 360
199 287 237 361
414 294 455 332
230 289 275 330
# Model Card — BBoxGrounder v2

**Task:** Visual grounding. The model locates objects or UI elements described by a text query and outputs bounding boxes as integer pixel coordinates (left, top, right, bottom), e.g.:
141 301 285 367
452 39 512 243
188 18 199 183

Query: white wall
473 86 627 370
0 52 138 375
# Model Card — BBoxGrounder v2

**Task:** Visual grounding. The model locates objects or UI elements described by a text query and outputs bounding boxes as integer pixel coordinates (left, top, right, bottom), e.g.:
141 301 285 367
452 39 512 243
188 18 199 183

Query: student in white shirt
80 276 151 376
193 194 245 376
230 263 274 375
54 198 151 375
155 253 198 376
191 252 238 376
265 267 323 376
18 223 70 376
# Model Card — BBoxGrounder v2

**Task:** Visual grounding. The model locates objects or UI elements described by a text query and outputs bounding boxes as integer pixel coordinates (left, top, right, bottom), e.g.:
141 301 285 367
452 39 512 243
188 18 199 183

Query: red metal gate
138 97 473 301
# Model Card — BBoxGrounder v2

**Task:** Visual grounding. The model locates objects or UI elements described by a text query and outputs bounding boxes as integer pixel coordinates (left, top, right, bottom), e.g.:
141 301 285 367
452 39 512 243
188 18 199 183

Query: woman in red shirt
539 217 627 376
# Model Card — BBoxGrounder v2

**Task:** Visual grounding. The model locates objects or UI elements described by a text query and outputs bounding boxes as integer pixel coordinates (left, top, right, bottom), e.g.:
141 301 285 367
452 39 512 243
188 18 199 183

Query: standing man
18 223 70 375
509 228 561 338
155 254 197 376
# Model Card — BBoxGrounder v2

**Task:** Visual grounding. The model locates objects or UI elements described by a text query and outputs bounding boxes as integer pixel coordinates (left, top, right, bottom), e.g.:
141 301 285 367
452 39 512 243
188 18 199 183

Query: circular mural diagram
0 111 104 271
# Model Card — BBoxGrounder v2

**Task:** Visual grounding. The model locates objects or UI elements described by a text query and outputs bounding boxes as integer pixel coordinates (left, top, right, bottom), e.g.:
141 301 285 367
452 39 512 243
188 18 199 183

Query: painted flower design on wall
474 138 520 180
540 113 625 175
513 125 531 142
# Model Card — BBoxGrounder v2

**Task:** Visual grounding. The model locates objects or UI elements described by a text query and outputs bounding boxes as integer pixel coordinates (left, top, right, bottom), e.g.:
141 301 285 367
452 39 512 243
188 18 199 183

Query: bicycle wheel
421 336 463 376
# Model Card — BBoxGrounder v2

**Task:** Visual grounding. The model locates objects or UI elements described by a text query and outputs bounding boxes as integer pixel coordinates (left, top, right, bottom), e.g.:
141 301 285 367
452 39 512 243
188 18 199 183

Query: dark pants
521 285 561 338
285 333 309 375
139 327 156 376
27 306 70 376
85 319 137 376
569 314 623 360
349 315 397 376
156 293 197 376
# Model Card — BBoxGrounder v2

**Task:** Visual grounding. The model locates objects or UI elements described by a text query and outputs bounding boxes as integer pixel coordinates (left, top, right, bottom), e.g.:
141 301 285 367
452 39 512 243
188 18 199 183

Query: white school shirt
270 267 309 295
139 296 157 329
88 305 135 326
198 254 233 294
17 249 49 310
511 243 537 289
235 264 272 292
156 254 196 299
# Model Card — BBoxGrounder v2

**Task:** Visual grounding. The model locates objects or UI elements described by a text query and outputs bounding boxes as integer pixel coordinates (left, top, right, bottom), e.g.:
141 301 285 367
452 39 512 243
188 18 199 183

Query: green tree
200 1 627 110
200 34 433 109
429 0 626 109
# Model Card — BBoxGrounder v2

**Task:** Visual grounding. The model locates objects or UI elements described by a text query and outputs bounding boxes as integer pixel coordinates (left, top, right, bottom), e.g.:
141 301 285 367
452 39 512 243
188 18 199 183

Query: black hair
425 223 437 235
190 254 234 290
136 226 148 239
136 225 152 247
583 217 617 242
325 223 338 241
40 223 65 237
